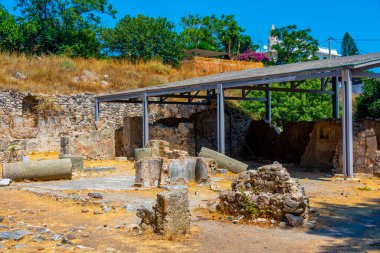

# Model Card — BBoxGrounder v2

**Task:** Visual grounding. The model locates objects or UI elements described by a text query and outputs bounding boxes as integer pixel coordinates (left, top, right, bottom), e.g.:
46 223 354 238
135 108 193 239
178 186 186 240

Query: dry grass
0 53 263 95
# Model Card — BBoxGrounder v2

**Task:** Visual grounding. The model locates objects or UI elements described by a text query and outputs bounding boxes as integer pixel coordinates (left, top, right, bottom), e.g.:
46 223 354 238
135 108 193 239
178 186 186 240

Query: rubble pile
214 163 310 227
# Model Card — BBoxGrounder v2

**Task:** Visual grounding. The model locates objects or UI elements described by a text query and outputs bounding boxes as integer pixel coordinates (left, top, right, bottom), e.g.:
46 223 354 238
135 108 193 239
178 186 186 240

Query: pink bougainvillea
238 49 269 62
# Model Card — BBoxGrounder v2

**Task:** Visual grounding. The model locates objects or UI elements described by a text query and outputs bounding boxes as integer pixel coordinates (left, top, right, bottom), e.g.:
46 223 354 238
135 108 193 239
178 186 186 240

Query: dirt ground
1 155 380 253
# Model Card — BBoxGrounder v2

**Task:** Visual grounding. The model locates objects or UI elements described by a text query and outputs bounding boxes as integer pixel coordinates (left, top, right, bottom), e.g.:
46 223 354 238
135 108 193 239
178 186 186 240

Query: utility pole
328 37 333 59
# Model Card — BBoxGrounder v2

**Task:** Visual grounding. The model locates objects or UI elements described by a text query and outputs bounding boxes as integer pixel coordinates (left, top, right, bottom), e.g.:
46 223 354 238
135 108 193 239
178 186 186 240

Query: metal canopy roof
96 53 380 102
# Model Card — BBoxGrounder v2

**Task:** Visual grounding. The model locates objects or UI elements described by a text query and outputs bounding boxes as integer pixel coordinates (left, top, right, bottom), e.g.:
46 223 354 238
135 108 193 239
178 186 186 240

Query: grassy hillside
0 54 263 95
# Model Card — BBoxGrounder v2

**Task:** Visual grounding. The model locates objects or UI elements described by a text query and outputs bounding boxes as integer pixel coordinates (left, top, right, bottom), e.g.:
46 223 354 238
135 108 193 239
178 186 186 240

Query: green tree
340 32 359 56
271 25 319 64
356 78 380 119
15 0 116 57
180 14 257 58
240 79 332 127
0 5 22 52
180 14 217 51
104 15 184 66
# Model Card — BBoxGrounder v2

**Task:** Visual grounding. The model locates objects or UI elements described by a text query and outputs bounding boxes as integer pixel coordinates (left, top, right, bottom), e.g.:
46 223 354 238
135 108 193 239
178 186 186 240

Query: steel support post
332 77 339 119
95 99 100 122
142 93 149 147
342 69 354 177
217 84 225 154
265 83 271 122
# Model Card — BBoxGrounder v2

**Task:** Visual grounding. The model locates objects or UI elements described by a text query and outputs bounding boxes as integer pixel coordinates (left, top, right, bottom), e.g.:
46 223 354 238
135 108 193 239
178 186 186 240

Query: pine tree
340 32 359 56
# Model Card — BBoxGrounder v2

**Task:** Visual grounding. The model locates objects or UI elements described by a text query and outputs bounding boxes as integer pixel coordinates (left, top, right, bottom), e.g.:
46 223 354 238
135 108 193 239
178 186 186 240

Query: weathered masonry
96 53 380 177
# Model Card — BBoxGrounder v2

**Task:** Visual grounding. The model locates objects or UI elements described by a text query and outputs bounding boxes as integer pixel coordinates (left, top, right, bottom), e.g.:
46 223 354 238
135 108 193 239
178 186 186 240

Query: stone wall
0 90 205 161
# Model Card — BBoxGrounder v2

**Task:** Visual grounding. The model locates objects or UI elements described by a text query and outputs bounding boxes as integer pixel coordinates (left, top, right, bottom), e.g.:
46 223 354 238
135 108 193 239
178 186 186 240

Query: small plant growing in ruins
358 185 372 191
240 192 263 218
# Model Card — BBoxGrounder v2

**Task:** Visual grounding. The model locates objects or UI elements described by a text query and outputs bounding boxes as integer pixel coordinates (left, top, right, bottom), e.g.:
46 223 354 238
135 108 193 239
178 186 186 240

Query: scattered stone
123 204 135 212
59 154 84 171
93 210 103 215
32 235 46 242
303 222 316 229
279 222 287 228
169 158 196 185
81 233 90 238
270 219 276 224
33 227 47 234
61 237 74 245
83 167 116 172
216 169 228 174
134 157 163 187
257 218 267 224
0 216 3 223
126 224 139 231
65 234 76 240
0 179 11 187
51 234 63 241
0 230 32 241
134 148 152 161
88 192 103 199
15 72 26 80
210 182 221 191
209 203 218 213
29 210 36 215
146 140 170 157
199 147 248 174
166 149 189 159
81 209 89 213
195 158 212 183
13 244 27 249
102 206 112 213
285 213 304 227
137 186 190 238
100 81 109 86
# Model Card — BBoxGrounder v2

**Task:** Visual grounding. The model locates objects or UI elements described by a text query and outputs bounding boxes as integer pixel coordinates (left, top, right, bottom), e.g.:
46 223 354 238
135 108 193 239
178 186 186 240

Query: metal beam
142 93 149 147
156 94 266 102
332 77 339 119
99 100 209 106
352 71 380 79
342 69 354 177
95 98 100 122
265 84 271 122
232 86 335 95
217 84 225 154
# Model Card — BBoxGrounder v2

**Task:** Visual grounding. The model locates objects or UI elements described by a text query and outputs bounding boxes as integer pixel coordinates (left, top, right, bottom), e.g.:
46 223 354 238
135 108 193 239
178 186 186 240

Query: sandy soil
0 156 380 253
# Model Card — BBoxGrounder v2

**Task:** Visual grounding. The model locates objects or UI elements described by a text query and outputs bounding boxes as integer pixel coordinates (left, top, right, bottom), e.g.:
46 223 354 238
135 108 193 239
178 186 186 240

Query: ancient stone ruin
214 163 310 227
137 187 190 238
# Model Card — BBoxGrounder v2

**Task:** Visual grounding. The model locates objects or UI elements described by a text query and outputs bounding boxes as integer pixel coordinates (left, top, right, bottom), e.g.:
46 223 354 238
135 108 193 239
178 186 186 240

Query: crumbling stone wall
333 127 378 174
300 120 342 169
0 90 205 161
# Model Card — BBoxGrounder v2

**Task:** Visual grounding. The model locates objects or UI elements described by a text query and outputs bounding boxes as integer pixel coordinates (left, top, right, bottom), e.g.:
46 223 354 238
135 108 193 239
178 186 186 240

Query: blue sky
2 0 380 53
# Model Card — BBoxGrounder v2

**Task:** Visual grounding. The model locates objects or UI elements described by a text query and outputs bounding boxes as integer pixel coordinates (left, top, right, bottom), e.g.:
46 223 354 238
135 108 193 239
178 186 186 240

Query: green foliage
104 14 184 67
15 0 116 57
358 185 372 191
355 78 380 119
240 79 332 127
271 25 319 64
0 4 22 52
340 32 359 56
180 14 258 58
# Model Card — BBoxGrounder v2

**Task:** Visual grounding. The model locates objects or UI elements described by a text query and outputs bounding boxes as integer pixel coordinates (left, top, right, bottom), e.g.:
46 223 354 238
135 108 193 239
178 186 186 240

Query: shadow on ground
309 198 380 252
